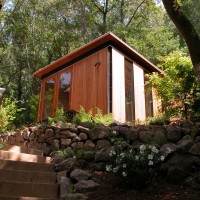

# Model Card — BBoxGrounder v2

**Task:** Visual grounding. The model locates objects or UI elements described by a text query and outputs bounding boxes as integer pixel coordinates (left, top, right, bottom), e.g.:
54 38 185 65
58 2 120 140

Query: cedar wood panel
70 48 108 114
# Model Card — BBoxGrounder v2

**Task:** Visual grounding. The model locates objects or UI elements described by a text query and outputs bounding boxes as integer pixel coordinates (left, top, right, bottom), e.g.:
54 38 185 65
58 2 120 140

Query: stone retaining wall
1 121 200 188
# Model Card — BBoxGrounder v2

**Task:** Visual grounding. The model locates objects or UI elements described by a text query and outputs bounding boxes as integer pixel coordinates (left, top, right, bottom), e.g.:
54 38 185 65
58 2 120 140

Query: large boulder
79 133 88 141
55 158 77 172
61 139 72 148
51 139 60 151
83 140 95 148
88 127 110 141
160 143 178 157
96 140 111 150
74 180 99 193
59 176 73 198
119 127 138 142
44 128 54 139
95 148 112 162
160 152 200 184
77 126 90 134
189 143 200 156
55 131 77 139
166 126 182 142
139 130 166 145
177 135 193 152
70 169 91 183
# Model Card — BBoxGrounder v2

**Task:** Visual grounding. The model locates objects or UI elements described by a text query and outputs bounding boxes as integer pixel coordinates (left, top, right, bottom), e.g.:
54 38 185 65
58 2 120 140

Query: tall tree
162 0 200 83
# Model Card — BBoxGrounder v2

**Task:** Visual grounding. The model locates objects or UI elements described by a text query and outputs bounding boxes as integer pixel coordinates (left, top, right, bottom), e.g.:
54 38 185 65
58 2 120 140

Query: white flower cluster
109 150 116 157
106 142 166 179
138 145 165 166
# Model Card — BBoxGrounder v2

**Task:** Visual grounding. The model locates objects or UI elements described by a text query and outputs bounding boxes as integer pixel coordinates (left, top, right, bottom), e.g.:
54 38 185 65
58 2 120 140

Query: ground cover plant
106 137 165 187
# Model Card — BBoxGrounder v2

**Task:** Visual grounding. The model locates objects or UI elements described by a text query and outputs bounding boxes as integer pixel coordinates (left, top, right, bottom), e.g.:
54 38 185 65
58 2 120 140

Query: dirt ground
87 172 200 200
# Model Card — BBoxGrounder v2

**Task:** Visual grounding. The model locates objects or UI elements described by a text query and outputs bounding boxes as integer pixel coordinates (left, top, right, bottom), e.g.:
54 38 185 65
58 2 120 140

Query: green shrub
0 143 3 148
54 149 74 159
11 95 39 126
48 107 67 125
0 98 20 132
27 95 39 123
73 106 113 125
73 106 93 125
146 115 169 126
106 138 165 187
93 108 113 125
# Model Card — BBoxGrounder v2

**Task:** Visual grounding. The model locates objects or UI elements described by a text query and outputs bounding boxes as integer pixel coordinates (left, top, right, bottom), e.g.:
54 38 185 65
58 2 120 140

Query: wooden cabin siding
34 33 163 122
133 63 146 122
70 48 108 114
112 48 126 123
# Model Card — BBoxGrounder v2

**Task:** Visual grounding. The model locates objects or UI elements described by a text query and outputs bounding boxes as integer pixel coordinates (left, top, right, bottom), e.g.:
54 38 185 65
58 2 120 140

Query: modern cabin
34 32 162 123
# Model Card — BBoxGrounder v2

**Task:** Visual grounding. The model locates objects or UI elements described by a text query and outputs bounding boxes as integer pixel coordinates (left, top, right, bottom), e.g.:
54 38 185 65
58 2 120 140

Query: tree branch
162 0 200 82
126 0 147 28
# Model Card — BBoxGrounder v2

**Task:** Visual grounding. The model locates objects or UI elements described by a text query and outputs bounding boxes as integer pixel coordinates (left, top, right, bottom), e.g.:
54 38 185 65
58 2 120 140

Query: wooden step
0 159 55 172
0 150 51 163
0 169 57 184
0 196 57 200
1 144 43 156
0 181 58 198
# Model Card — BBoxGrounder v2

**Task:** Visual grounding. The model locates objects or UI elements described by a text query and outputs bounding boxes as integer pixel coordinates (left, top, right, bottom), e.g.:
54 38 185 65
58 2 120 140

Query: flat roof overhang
33 32 163 78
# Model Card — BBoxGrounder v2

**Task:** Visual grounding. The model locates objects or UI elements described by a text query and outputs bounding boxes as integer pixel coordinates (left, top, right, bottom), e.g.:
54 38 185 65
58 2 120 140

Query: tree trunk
162 0 200 83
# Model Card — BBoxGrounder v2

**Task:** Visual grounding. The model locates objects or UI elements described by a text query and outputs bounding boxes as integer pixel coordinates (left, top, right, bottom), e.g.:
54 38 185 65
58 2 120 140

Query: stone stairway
0 144 58 200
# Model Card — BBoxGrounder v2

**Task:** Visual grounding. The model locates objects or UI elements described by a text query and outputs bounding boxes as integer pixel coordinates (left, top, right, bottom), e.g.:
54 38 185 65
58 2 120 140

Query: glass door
42 77 56 120
58 70 71 111
125 59 135 121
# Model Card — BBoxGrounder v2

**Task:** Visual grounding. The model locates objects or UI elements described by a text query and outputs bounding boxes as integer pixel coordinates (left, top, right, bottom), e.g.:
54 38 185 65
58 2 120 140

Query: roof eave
33 32 163 78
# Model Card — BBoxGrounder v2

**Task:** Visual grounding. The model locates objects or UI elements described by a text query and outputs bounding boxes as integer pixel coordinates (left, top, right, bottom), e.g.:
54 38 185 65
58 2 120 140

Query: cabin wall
70 48 108 114
112 49 126 123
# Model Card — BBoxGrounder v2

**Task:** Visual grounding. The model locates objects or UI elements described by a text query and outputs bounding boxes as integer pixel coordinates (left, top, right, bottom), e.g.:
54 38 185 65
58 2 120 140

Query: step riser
0 160 55 172
0 169 57 184
0 150 50 163
0 196 57 200
1 144 43 156
0 181 58 198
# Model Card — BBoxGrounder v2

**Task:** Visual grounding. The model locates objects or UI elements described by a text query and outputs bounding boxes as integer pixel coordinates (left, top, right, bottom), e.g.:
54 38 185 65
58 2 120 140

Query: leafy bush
106 138 165 187
0 143 3 148
27 95 39 123
93 108 113 125
73 106 113 125
146 115 169 126
0 98 20 132
148 51 200 119
73 106 93 125
54 149 74 159
48 107 67 125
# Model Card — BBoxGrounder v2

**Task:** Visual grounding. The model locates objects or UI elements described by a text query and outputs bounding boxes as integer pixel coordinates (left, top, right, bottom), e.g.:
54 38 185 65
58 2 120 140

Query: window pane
58 71 71 111
42 78 55 120
125 59 135 121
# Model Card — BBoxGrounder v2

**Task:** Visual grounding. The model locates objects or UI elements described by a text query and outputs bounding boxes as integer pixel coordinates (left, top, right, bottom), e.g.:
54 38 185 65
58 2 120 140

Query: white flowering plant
106 138 165 187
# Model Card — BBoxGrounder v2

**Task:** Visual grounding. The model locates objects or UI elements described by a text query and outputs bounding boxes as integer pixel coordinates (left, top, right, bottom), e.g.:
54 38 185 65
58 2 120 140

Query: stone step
0 169 57 184
0 159 55 172
0 181 58 198
1 144 43 156
0 196 57 200
0 150 51 163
